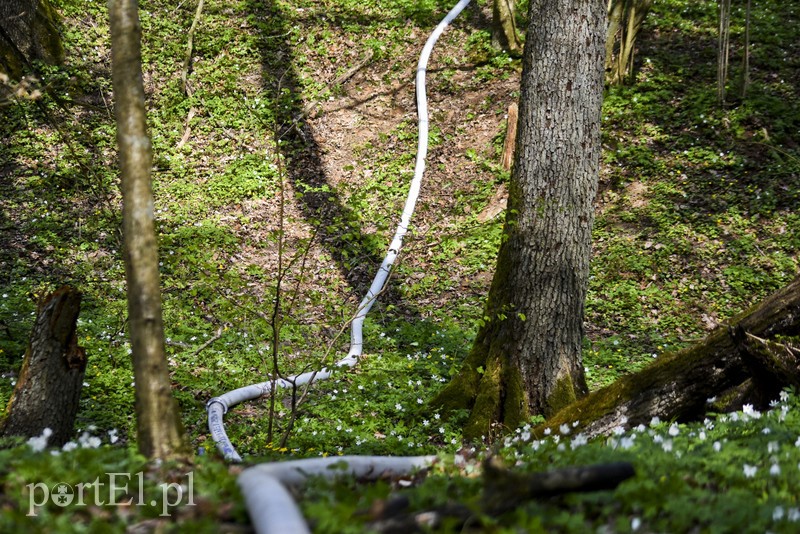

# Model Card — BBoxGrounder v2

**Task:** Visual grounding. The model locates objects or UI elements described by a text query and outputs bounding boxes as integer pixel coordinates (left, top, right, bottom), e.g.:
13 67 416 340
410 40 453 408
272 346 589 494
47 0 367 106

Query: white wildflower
743 464 757 478
570 434 588 449
27 428 53 453
742 404 761 419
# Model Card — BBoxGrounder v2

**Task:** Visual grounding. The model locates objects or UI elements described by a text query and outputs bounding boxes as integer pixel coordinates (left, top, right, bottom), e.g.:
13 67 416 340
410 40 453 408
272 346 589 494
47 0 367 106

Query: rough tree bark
109 0 187 459
539 274 800 439
0 286 86 446
434 0 607 440
0 0 64 77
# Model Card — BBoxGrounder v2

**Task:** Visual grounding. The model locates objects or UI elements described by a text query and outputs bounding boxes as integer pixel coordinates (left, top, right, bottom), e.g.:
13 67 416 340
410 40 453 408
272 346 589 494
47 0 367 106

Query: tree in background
492 0 523 57
109 0 187 459
605 0 653 85
435 0 607 440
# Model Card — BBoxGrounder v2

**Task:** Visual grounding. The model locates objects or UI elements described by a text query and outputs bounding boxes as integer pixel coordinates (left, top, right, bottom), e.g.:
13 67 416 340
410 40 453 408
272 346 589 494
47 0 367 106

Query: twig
330 49 374 87
192 324 225 356
267 69 291 444
181 0 205 96
176 106 197 149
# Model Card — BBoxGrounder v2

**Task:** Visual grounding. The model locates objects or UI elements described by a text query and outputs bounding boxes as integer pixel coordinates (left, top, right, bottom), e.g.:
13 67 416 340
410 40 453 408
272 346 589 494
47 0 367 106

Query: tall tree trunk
0 0 64 77
0 286 86 446
109 0 187 459
434 0 607 440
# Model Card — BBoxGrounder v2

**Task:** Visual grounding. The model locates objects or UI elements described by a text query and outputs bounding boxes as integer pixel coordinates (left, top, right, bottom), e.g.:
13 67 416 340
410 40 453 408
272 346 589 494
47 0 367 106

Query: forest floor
0 0 799 532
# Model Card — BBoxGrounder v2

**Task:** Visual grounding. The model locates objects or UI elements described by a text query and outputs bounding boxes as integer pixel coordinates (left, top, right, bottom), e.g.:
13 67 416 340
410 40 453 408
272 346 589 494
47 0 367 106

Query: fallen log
482 457 635 515
539 274 800 439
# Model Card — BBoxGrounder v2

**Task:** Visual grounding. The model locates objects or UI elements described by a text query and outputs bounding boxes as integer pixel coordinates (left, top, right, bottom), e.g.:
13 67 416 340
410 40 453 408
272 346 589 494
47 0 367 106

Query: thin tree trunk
435 0 607 441
717 0 732 105
109 0 187 459
540 275 800 439
0 286 86 446
740 0 751 99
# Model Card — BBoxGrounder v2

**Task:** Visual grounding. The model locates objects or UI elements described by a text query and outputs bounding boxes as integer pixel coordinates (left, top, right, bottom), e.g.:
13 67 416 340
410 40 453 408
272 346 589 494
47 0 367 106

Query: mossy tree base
433 321 531 441
434 0 606 441
539 275 800 439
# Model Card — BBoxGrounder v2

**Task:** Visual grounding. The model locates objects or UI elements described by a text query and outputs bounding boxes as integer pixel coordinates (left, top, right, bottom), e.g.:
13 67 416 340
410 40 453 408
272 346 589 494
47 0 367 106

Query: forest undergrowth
0 0 798 531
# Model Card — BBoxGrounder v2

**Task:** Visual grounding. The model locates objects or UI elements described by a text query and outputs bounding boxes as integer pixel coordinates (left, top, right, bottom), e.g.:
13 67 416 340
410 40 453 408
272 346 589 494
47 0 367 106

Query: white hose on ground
206 0 472 464
239 455 437 534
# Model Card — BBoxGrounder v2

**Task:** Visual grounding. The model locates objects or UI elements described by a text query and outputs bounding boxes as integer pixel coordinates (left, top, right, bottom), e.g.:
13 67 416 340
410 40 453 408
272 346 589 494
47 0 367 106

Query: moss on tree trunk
433 0 606 441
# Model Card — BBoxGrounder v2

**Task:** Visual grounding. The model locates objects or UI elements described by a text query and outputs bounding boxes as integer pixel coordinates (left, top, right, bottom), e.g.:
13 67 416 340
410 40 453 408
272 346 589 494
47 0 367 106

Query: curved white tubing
207 0 472 464
239 455 437 534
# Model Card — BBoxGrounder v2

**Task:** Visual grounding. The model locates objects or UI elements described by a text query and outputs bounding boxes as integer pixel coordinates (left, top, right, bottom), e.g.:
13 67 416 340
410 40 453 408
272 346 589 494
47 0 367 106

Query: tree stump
0 286 87 446
500 102 518 172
